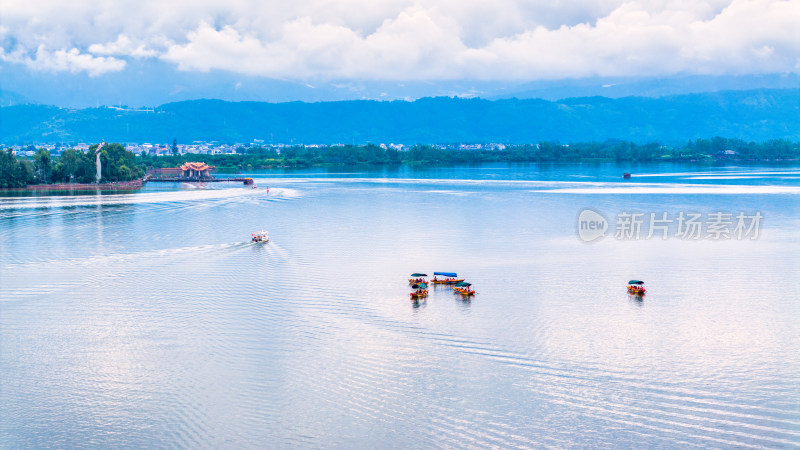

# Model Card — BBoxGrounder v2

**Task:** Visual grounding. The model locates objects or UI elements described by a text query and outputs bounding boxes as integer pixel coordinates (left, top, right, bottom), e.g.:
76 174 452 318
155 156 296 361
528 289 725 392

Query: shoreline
4 159 799 191
0 179 145 192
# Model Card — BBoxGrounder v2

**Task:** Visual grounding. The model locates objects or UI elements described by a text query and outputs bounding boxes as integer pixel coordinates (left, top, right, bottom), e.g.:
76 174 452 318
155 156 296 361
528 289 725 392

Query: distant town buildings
5 140 512 157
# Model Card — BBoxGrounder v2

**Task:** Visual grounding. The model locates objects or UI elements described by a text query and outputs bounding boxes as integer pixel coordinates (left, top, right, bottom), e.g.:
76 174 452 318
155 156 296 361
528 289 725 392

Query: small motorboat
623 173 632 179
410 290 429 299
251 230 270 243
453 281 475 296
627 280 646 295
408 273 428 285
431 272 465 284
410 282 429 299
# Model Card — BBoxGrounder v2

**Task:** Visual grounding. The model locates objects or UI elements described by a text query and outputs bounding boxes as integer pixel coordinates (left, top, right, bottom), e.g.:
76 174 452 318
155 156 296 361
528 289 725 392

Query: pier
147 176 255 184
146 163 254 184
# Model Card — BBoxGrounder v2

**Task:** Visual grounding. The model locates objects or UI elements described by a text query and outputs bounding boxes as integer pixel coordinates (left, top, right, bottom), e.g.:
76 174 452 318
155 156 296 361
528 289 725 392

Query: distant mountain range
2 89 799 145
3 59 800 107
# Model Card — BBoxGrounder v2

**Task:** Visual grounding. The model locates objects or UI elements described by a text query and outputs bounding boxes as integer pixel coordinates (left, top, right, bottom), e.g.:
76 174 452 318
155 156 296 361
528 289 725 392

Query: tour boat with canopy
408 273 428 285
431 272 465 284
453 281 475 296
251 230 270 243
627 280 646 295
410 282 429 299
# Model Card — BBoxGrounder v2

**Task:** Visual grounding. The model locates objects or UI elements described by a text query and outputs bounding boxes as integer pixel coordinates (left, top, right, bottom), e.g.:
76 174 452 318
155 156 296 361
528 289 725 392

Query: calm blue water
2 163 799 447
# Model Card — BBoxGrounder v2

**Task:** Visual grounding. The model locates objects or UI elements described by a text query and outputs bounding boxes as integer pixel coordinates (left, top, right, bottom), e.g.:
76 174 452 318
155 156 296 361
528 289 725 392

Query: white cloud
88 35 157 58
1 45 126 76
1 0 799 80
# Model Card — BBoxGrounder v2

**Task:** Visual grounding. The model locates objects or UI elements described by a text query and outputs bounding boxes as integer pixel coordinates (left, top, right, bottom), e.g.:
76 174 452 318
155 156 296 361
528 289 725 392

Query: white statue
95 140 105 183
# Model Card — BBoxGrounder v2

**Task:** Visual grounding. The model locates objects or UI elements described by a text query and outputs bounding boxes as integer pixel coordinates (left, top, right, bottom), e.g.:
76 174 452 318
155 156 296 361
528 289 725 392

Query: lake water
2 163 799 448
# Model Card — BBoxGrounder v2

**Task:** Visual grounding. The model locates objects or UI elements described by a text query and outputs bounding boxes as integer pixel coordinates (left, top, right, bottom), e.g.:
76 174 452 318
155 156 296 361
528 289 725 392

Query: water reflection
455 296 472 314
1 163 799 448
627 293 645 306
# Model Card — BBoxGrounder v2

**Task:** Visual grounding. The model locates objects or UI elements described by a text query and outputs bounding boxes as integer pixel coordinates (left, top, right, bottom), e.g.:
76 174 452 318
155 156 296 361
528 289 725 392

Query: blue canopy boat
432 272 464 284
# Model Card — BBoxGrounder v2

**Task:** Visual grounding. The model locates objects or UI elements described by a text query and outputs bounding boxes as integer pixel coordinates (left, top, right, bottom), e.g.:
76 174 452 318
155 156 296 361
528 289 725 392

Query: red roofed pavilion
180 162 215 178
147 162 216 179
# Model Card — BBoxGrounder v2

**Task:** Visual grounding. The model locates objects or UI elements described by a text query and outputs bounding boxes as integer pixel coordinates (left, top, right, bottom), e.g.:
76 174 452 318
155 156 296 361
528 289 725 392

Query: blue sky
1 0 799 105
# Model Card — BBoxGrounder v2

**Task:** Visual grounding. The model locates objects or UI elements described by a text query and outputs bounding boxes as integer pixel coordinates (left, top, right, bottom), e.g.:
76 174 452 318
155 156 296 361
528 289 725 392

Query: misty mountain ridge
2 57 800 108
2 88 798 145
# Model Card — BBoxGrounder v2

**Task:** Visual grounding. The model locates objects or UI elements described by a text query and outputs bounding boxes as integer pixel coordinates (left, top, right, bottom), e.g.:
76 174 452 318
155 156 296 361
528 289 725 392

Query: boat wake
0 187 302 211
530 183 800 194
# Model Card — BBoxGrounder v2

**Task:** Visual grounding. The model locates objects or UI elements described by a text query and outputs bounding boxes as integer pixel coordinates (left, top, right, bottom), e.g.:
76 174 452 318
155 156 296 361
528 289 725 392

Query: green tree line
0 149 35 188
140 137 800 170
0 143 144 188
3 137 799 188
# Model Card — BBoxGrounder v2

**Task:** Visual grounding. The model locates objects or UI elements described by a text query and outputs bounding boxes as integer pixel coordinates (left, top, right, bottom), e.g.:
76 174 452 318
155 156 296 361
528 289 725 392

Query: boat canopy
410 273 427 277
628 280 645 285
434 272 457 277
412 282 428 289
454 281 471 287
